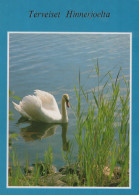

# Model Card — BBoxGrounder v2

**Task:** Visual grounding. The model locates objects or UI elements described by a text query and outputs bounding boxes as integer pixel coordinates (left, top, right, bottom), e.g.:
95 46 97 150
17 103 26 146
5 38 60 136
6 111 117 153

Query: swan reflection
17 118 69 151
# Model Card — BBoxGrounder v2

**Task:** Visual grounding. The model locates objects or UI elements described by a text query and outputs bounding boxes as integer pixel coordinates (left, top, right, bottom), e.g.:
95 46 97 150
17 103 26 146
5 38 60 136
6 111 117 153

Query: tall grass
74 64 130 186
9 89 20 147
9 146 53 186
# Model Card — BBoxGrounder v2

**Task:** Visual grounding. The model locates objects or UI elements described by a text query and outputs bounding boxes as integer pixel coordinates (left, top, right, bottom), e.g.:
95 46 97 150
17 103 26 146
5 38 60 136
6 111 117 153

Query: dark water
9 33 130 169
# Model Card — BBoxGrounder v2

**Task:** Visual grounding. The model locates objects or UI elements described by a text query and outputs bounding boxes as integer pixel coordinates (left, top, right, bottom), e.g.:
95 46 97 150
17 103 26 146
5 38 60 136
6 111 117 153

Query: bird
12 90 70 123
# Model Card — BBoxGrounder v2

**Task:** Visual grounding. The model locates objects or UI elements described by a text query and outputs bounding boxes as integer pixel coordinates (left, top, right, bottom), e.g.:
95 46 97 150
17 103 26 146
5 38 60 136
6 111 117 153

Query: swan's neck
61 98 68 123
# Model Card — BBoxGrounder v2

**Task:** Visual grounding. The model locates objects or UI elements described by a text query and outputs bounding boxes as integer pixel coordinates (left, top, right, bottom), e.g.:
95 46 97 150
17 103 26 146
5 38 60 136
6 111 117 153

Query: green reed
73 64 130 186
62 140 73 168
9 146 53 186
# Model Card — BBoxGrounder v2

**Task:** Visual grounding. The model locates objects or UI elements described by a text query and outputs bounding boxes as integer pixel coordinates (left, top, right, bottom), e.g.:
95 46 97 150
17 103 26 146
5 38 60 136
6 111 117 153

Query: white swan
12 90 70 123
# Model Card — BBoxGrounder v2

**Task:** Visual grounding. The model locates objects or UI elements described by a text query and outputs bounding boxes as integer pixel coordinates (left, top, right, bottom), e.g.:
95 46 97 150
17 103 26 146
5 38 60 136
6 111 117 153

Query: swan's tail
12 101 21 112
12 101 30 119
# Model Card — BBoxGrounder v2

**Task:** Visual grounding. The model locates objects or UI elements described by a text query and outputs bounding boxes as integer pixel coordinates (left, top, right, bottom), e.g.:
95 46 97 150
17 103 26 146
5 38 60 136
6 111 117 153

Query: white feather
12 90 69 123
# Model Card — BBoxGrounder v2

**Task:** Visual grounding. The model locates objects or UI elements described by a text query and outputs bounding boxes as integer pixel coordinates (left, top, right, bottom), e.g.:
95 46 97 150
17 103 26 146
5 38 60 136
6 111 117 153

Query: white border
7 31 132 189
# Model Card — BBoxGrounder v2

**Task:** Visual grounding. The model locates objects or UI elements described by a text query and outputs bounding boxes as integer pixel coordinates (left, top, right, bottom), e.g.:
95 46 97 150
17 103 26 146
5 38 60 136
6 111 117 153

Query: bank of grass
72 64 130 186
9 147 53 186
9 65 130 187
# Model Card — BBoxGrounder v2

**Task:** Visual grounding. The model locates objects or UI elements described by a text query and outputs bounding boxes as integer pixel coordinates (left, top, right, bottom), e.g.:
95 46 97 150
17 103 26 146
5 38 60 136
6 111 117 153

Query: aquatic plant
9 133 18 147
9 146 53 186
73 62 130 186
9 90 20 146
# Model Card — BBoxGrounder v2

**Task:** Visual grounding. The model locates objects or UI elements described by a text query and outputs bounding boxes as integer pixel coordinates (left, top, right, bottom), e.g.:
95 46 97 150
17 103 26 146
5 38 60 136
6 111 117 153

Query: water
9 33 130 169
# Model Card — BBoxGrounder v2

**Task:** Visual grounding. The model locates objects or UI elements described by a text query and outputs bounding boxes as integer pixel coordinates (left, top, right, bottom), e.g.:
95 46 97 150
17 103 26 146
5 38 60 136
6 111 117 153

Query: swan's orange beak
66 100 70 108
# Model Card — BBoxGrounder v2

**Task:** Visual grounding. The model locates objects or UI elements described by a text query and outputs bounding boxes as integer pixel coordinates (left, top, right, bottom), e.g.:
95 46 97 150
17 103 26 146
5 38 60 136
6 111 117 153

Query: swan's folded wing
20 95 43 121
34 90 60 114
20 95 61 123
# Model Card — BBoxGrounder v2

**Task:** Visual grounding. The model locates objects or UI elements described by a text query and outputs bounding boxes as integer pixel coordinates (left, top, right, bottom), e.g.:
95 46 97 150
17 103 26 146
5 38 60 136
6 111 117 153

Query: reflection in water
61 123 69 151
17 118 69 151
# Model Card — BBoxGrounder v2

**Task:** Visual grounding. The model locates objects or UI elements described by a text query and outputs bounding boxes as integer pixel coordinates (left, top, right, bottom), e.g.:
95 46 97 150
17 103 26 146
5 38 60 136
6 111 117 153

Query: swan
12 90 70 123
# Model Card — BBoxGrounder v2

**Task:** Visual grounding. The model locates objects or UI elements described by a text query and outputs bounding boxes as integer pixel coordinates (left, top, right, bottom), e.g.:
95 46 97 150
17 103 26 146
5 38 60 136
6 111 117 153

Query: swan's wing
34 90 60 113
19 95 43 121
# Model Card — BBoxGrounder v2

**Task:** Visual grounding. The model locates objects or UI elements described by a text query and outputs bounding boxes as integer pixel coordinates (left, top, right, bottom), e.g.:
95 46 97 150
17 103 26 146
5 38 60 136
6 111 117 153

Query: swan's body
12 90 70 123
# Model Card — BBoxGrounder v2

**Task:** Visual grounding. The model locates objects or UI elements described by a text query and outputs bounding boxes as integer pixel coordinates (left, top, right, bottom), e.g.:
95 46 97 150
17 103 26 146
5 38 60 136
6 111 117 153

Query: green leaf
9 90 14 97
74 85 79 99
81 86 88 103
12 96 21 100
115 68 121 87
92 90 98 108
9 111 13 115
9 133 18 140
9 116 14 121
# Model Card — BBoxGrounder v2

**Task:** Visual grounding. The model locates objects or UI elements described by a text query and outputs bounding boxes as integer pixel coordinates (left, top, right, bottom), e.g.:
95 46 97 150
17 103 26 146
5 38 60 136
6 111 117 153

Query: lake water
9 33 130 170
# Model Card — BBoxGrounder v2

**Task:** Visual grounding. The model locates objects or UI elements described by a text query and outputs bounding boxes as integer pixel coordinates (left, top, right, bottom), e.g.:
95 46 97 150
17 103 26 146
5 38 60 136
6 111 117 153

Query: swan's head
63 94 70 108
